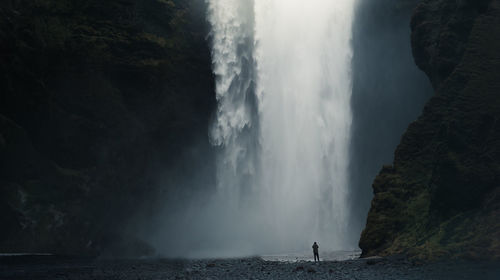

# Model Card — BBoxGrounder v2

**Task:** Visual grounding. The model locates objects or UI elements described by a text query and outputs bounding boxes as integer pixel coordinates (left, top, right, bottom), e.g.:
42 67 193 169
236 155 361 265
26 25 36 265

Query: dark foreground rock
1 255 500 280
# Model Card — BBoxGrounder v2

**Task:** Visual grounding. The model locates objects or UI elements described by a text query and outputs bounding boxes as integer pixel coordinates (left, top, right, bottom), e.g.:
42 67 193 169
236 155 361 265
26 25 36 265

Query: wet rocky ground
1 255 499 280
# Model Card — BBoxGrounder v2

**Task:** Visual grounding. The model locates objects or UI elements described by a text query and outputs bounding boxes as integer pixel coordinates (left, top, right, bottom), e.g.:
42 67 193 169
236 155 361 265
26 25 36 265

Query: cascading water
206 0 356 255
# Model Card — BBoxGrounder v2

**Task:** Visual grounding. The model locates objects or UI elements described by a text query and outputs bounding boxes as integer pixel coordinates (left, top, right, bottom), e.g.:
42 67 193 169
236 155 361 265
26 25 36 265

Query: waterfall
207 0 355 254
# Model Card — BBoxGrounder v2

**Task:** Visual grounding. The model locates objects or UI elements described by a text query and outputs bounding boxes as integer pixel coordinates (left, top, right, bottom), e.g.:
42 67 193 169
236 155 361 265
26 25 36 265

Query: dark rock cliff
360 0 500 260
0 0 215 256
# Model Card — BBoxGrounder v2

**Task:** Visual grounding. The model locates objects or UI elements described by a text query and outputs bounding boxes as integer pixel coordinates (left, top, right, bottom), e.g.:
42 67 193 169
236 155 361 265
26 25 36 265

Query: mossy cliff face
0 0 214 255
360 0 500 260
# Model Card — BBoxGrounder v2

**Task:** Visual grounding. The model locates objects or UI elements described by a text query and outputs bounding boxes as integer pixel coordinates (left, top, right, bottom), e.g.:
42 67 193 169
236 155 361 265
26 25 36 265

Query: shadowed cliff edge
360 0 500 260
349 0 433 244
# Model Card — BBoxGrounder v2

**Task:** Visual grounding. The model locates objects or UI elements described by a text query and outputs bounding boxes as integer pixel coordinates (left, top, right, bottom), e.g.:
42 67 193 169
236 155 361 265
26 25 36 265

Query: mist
347 0 433 241
139 0 433 258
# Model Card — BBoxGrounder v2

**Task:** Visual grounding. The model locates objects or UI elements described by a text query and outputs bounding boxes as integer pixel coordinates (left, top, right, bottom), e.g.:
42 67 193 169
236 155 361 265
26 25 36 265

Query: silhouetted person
312 242 319 262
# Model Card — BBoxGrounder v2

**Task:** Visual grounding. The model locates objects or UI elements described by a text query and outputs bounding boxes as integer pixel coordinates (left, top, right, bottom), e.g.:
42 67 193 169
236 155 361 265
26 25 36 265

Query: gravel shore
1 255 499 279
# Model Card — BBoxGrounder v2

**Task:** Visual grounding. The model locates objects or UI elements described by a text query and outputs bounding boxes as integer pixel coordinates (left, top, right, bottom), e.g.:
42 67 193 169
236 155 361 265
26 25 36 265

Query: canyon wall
360 0 500 260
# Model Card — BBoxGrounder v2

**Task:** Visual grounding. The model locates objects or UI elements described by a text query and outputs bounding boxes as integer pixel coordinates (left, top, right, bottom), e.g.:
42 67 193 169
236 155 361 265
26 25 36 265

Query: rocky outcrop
0 0 214 256
411 0 491 88
360 0 500 260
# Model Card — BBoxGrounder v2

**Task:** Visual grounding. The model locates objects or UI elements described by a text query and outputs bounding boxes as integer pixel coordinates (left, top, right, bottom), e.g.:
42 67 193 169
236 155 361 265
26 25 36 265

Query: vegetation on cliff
360 0 500 260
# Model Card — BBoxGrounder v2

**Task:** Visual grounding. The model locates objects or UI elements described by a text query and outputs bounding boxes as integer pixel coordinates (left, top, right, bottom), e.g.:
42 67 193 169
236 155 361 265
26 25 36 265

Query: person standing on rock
312 242 320 262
